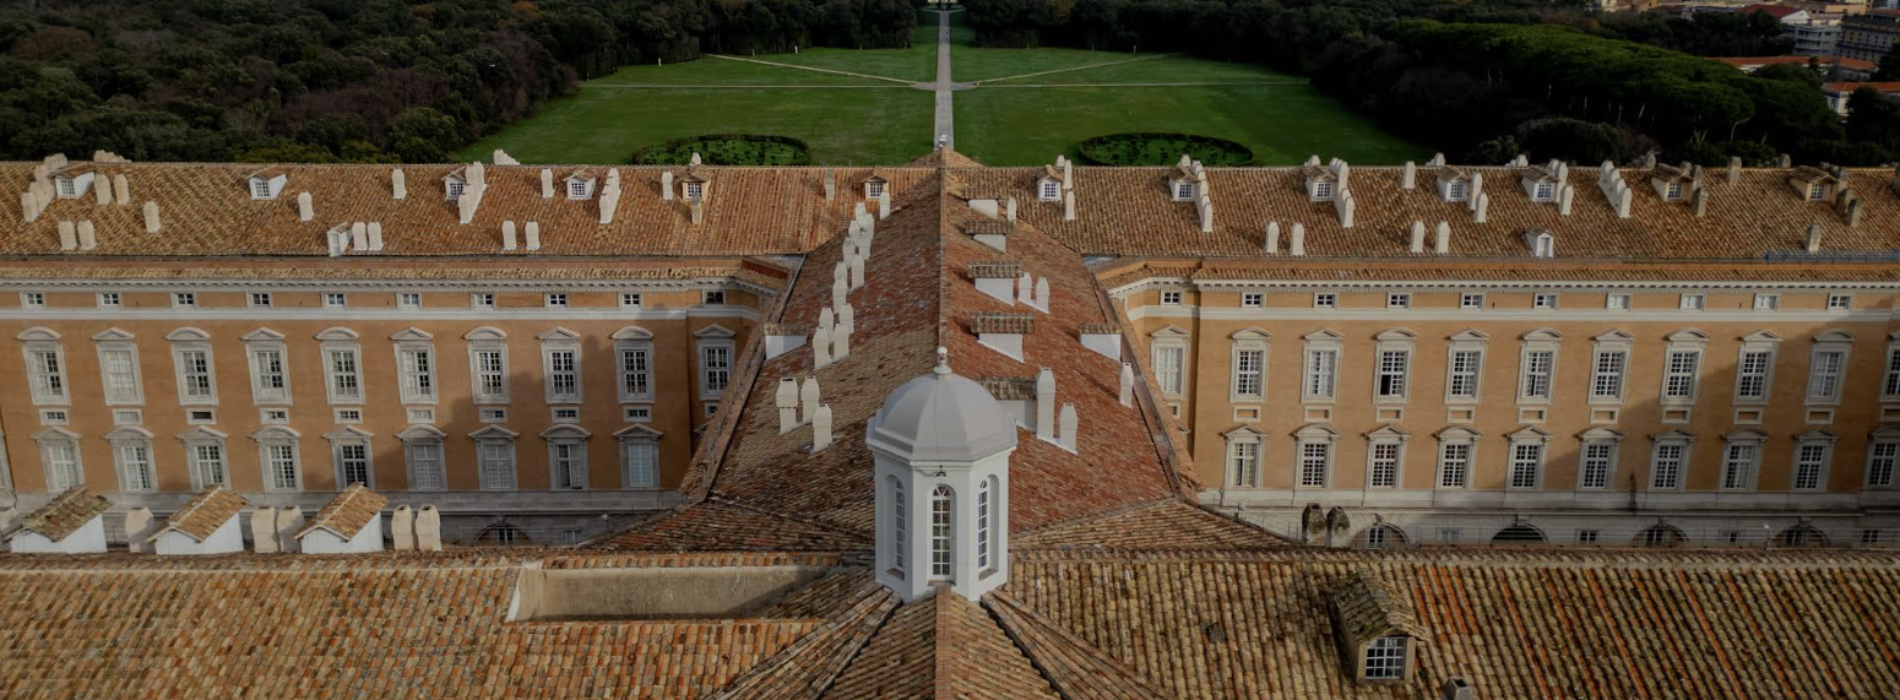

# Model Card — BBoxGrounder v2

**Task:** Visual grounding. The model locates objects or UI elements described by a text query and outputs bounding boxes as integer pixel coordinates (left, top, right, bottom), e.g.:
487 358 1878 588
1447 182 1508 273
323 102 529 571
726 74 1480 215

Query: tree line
0 0 916 164
963 0 1898 165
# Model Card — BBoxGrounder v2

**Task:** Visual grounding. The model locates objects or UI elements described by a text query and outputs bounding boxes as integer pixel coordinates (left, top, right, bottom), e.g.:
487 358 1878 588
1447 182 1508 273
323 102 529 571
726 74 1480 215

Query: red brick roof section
13 486 110 542
297 484 389 541
158 486 248 542
822 588 1061 700
592 499 872 552
713 582 899 699
986 592 1174 700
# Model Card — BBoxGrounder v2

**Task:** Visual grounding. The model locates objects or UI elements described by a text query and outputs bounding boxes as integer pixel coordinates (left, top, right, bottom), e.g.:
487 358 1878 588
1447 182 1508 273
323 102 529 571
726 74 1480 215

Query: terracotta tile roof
296 484 388 541
1329 569 1427 644
978 376 1038 400
155 486 248 542
0 259 789 287
1013 499 1296 551
1076 322 1121 335
970 311 1034 334
715 581 898 699
1100 258 1900 287
11 486 110 542
966 261 1022 279
986 593 1173 700
592 500 872 553
1825 81 1900 94
823 587 1061 700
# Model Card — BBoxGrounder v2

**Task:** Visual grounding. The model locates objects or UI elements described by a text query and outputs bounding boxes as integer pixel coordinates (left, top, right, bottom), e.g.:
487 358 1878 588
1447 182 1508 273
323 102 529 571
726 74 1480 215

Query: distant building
1840 8 1900 62
1823 80 1900 114
1714 54 1876 78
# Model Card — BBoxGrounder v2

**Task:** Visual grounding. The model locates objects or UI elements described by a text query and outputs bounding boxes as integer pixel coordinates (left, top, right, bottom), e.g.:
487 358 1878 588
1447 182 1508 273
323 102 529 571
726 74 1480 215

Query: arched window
890 477 906 578
1359 524 1408 550
930 485 954 580
1637 525 1687 548
1490 524 1546 545
1775 524 1828 548
976 478 993 571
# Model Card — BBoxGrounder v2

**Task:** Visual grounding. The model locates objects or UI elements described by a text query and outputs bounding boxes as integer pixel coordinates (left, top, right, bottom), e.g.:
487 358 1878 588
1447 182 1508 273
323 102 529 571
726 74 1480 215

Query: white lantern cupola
869 348 1017 602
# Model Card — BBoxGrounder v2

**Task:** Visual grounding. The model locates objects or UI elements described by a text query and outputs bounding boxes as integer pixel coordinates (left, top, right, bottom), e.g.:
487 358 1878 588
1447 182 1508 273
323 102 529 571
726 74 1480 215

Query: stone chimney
1434 222 1451 254
1063 190 1076 221
77 221 95 251
662 171 675 201
1035 368 1056 442
762 323 809 360
833 314 851 361
502 221 518 251
1006 196 1017 223
1335 189 1355 228
392 168 406 200
814 324 833 368
298 192 314 221
1265 222 1280 254
350 222 367 251
1119 363 1135 406
1057 403 1078 452
1692 188 1708 218
274 506 304 554
838 303 855 337
93 176 110 205
878 189 891 220
1442 677 1475 700
1806 223 1823 253
390 505 415 550
1402 161 1417 190
690 199 703 225
113 174 129 205
493 149 518 165
58 221 76 251
143 201 160 234
1847 198 1863 227
1473 193 1489 223
367 222 384 251
1558 184 1574 216
777 377 800 432
1199 197 1215 233
525 221 541 251
1290 223 1306 256
600 181 622 225
250 507 279 553
849 253 865 289
541 169 554 198
811 404 834 451
415 505 443 551
824 170 836 201
801 376 820 427
1408 221 1425 253
123 507 155 553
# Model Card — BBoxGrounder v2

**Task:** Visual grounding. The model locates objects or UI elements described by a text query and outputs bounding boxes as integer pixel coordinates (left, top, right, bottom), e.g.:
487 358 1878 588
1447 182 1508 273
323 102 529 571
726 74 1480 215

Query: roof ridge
714 582 900 699
984 592 1172 700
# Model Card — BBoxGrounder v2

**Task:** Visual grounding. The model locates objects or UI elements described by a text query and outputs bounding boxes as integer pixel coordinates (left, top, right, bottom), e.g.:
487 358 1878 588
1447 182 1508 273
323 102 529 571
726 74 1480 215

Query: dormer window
868 181 885 199
1532 182 1555 202
1313 180 1336 201
568 180 590 199
55 177 77 198
1808 183 1829 202
250 179 270 198
1445 180 1469 203
247 172 285 200
1664 181 1685 202
684 181 704 200
1172 180 1194 201
1365 636 1408 680
446 179 466 201
1526 231 1554 258
1038 179 1059 201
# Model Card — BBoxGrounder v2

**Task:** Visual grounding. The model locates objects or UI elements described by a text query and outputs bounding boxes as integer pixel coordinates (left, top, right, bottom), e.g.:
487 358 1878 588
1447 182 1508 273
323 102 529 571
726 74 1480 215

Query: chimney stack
1473 193 1489 223
493 149 519 165
832 277 848 312
811 404 833 451
1402 161 1417 190
525 221 542 250
1692 188 1708 218
818 306 834 340
601 184 622 224
878 189 891 220
1335 189 1355 228
1033 277 1050 313
662 171 675 201
1777 154 1792 169
839 303 855 337
77 220 95 250
1434 222 1451 254
1035 368 1056 442
1057 403 1078 452
849 253 865 289
690 199 703 225
350 222 368 251
275 507 304 553
1468 173 1485 212
541 169 554 198
1408 221 1425 253
1006 196 1016 223
250 508 280 553
1289 223 1306 256
57 221 76 251
833 317 851 360
93 177 110 205
1063 191 1076 221
143 201 160 234
415 505 442 551
1441 677 1475 700
367 222 384 251
814 325 833 369
1806 223 1823 252
122 507 154 554
1119 363 1135 407
824 170 835 201
298 192 314 221
390 505 415 550
777 377 799 432
801 376 820 427
502 221 518 251
1557 184 1574 216
1265 222 1280 254
392 169 407 200
1847 198 1863 227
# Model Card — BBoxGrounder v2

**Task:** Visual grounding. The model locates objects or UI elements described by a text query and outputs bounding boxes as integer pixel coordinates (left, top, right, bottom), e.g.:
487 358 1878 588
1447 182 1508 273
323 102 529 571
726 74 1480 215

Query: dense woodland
963 0 1900 165
0 0 915 163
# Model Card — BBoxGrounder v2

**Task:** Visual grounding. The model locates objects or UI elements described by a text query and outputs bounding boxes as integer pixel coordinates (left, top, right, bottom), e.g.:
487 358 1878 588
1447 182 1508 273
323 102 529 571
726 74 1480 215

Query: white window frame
1506 429 1550 490
1372 330 1414 403
1459 293 1485 310
1151 327 1190 399
1160 291 1183 306
248 292 272 308
1386 293 1411 310
167 328 218 407
1038 179 1059 201
1679 293 1705 311
618 426 662 488
20 291 44 308
471 292 496 309
545 293 569 309
1884 334 1900 403
93 330 143 406
97 292 121 308
1365 635 1409 681
399 426 447 491
540 329 583 404
254 427 302 493
1444 331 1486 404
1587 331 1633 405
619 292 643 309
1241 292 1264 308
1649 431 1693 491
171 292 196 308
1753 293 1780 311
546 429 589 491
1229 329 1269 403
242 329 292 406
1734 331 1781 405
1516 330 1561 405
1532 293 1558 310
392 329 437 405
1313 293 1337 309
1436 428 1476 490
1366 427 1407 489
567 178 593 200
20 329 69 406
1828 294 1852 311
397 292 423 310
466 327 510 405
1294 426 1337 489
1719 430 1767 492
1606 293 1631 310
1302 330 1342 404
1659 331 1708 406
613 327 655 403
35 428 84 491
473 428 519 491
1172 180 1194 201
1865 427 1900 489
695 326 737 401
322 292 347 309
328 428 375 488
1224 428 1265 487
1806 330 1853 405
703 290 726 306
181 429 229 491
1790 431 1837 491
318 328 364 405
108 429 158 492
1575 429 1622 490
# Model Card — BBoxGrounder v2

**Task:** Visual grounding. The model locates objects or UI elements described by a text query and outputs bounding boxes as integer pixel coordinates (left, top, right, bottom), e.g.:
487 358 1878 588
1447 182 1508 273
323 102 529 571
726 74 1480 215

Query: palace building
5 149 1900 697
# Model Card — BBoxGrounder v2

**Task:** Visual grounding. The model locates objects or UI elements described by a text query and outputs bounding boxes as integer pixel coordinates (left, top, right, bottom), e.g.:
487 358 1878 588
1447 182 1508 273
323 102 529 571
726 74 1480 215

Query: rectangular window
40 409 68 425
703 290 726 306
1533 182 1555 201
398 293 422 309
569 180 590 198
1722 443 1758 490
1651 443 1685 489
97 292 120 308
1154 345 1185 396
473 350 507 402
406 408 435 423
176 349 214 402
1809 350 1846 402
1521 350 1554 401
1160 291 1182 306
1753 294 1779 310
172 293 195 308
112 409 141 425
1793 443 1829 490
1229 441 1259 487
1679 294 1704 310
1869 442 1899 488
552 407 580 423
1447 350 1481 400
260 409 289 424
326 348 362 402
1736 350 1773 401
547 349 580 402
1577 530 1601 544
1313 293 1336 309
336 444 370 486
1368 443 1400 488
622 440 657 487
1365 636 1407 680
1376 349 1409 400
243 293 270 308
116 443 155 491
250 347 288 403
186 409 214 424
472 293 496 309
620 292 643 308
1885 348 1900 400
1509 443 1542 489
21 292 44 308
1040 180 1059 200
26 349 65 403
480 442 516 490
1533 293 1558 310
1386 293 1411 309
1606 293 1631 310
1299 443 1330 488
1241 292 1263 308
334 408 362 423
191 443 226 488
99 348 140 404
1590 350 1626 401
398 348 434 403
44 442 81 490
266 444 298 491
323 292 346 309
407 442 445 490
551 443 586 490
1579 443 1615 489
1663 351 1700 401
1828 294 1852 311
619 346 652 401
700 345 732 395
1459 293 1485 310
1305 349 1338 400
546 293 568 308
624 406 652 422
479 408 507 422
1233 348 1264 399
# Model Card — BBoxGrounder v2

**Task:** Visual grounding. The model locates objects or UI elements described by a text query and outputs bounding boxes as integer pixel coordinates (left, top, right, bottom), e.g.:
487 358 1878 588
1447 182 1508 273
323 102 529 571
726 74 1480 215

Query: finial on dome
933 346 951 377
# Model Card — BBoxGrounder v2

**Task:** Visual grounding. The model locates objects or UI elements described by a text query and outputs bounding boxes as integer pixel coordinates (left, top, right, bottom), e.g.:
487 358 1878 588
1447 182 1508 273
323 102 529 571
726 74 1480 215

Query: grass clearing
979 54 1293 85
757 26 938 83
588 58 890 87
954 84 1426 166
951 45 1145 83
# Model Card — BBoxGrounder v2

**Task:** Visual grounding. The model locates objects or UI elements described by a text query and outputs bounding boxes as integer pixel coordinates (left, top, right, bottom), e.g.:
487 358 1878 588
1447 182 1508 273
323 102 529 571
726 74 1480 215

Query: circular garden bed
1076 133 1254 167
631 134 812 166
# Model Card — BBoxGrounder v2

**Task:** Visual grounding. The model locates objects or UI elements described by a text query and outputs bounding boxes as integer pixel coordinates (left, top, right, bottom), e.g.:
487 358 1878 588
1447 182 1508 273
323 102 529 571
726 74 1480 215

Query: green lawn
459 86 932 165
953 84 1426 166
753 26 938 83
977 54 1298 85
588 58 893 87
952 46 1143 83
